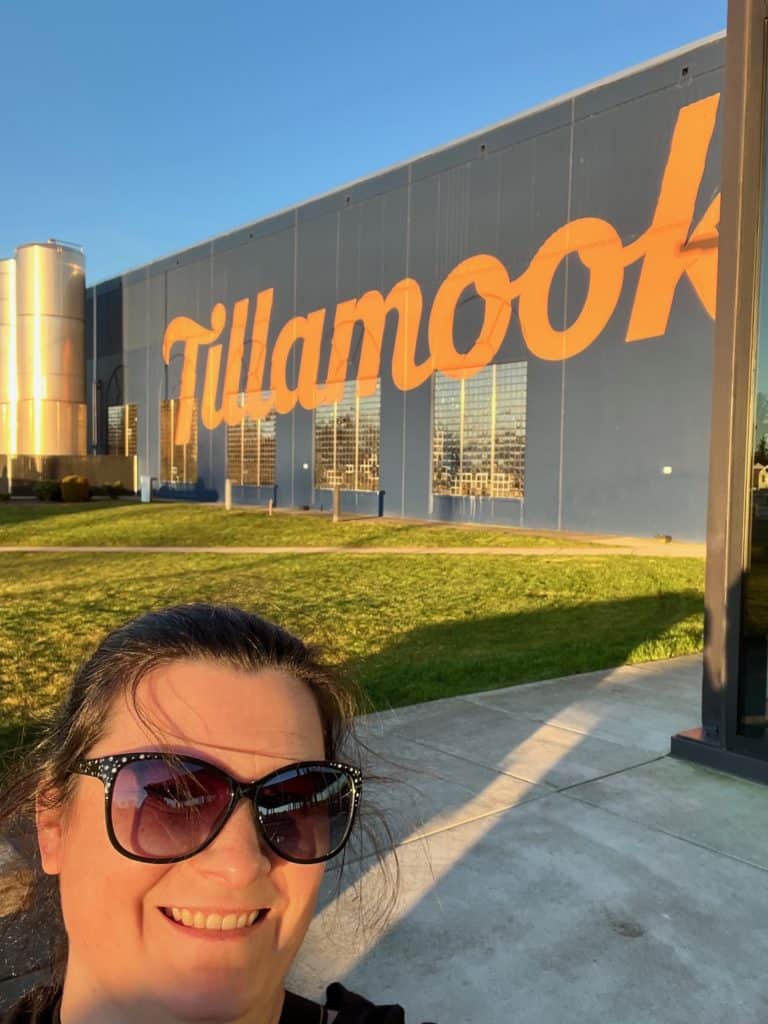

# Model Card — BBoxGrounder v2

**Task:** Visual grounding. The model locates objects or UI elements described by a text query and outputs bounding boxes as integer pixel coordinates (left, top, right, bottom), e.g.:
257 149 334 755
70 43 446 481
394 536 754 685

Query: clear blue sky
1 0 725 283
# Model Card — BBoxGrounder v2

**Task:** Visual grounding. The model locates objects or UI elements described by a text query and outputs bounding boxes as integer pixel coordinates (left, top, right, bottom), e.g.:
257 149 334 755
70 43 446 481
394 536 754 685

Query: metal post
224 478 232 511
332 486 341 523
672 0 768 784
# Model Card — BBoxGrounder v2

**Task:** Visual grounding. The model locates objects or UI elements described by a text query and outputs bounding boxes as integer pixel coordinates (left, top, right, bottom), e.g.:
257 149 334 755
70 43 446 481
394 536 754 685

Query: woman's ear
35 793 64 875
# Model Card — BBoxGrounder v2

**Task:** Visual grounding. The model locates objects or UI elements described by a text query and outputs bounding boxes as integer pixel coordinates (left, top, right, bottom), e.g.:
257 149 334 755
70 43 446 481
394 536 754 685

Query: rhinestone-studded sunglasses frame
72 752 363 865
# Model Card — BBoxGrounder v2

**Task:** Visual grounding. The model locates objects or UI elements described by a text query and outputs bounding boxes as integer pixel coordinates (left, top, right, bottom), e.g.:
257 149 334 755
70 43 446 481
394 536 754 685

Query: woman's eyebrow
101 744 311 777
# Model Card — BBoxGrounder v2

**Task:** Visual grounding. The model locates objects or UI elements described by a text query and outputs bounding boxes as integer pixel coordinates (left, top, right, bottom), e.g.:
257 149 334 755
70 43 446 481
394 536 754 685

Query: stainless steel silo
15 241 87 455
0 257 17 458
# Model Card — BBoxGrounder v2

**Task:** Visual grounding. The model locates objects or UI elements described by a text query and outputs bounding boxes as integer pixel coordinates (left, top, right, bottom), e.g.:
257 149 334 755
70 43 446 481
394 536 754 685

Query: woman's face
37 659 328 1022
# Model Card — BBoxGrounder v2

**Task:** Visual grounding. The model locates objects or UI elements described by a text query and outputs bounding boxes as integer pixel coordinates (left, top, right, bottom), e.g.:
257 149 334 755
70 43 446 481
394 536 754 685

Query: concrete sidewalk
291 656 768 1023
3 657 766 1022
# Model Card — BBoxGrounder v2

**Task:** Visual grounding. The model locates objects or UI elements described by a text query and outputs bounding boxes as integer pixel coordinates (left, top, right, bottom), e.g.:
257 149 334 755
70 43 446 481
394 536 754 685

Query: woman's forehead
97 659 325 766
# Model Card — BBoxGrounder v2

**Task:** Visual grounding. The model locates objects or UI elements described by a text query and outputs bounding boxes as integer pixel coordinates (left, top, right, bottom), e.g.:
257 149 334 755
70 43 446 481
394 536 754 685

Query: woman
0 604 426 1023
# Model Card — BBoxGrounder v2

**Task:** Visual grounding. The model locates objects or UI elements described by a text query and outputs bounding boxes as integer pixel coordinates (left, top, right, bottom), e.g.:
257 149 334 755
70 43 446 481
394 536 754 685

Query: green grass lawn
0 550 704 754
0 501 591 548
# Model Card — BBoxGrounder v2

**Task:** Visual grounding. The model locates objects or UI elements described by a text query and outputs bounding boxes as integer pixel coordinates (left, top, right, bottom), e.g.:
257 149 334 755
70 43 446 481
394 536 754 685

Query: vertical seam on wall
210 245 215 487
291 210 298 507
161 272 167 479
403 163 413 517
558 98 576 532
91 287 97 452
319 209 341 508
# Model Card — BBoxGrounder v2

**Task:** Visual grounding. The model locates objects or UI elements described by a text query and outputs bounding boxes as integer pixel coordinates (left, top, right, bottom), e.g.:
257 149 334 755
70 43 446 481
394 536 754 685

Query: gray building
87 33 724 539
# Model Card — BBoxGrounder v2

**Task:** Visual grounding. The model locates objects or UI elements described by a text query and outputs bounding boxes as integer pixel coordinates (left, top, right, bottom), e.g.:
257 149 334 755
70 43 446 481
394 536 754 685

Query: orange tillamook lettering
516 219 625 361
429 255 512 375
162 92 721 447
623 93 720 340
244 288 275 420
329 279 428 400
269 309 326 415
201 298 250 430
162 303 226 444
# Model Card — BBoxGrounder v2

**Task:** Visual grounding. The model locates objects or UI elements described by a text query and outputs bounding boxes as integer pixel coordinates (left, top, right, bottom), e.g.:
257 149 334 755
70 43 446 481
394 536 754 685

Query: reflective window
736 73 768 749
107 404 138 457
433 362 527 498
314 381 380 491
159 399 198 485
226 396 276 486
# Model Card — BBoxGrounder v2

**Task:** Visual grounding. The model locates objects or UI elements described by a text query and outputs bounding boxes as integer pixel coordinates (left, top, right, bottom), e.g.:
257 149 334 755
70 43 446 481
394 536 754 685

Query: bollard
332 486 341 523
267 498 273 516
224 478 232 511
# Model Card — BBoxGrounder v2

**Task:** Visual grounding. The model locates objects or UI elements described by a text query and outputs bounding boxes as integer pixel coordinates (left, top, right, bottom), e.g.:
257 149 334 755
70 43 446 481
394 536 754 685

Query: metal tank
15 241 87 455
0 258 17 458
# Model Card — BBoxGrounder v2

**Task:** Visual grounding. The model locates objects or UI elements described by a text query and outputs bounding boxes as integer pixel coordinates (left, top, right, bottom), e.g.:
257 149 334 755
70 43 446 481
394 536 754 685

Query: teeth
167 907 262 931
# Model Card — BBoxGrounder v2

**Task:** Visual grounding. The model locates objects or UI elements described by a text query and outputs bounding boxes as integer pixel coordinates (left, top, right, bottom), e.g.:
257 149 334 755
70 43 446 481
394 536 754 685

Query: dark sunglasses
72 753 362 865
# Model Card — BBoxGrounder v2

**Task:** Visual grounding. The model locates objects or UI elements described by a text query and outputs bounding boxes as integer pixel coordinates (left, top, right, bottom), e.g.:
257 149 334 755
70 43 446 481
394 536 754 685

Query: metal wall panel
88 37 725 537
497 123 573 529
561 68 721 537
375 184 411 517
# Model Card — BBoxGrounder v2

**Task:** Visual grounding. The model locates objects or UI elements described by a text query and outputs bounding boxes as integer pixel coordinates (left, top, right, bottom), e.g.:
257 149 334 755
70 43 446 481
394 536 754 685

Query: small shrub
92 481 128 499
106 480 125 499
34 479 62 502
60 475 91 502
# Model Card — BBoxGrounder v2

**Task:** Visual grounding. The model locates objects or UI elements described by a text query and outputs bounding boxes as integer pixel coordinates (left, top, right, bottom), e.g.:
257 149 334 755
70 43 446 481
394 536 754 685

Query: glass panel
107 405 125 456
493 363 526 498
159 401 172 485
314 380 380 491
738 95 768 748
225 396 276 487
107 404 138 457
259 413 276 486
432 362 527 498
226 419 244 485
126 404 137 457
159 399 198 485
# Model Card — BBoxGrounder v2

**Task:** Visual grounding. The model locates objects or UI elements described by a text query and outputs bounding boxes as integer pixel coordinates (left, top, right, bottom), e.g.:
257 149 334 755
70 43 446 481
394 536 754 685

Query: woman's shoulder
0 985 59 1024
3 984 436 1024
323 982 436 1024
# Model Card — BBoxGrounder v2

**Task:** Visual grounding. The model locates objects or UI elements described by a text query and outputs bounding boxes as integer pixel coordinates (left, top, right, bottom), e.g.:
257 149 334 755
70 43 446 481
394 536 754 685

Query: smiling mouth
160 907 269 931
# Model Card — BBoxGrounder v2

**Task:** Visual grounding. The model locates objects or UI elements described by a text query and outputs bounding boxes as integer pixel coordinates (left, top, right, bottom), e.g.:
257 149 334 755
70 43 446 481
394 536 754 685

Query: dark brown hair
0 603 396 1005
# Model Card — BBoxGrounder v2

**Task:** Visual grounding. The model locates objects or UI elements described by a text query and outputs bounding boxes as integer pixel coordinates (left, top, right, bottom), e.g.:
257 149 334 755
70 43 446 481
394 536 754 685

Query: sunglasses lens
258 765 355 862
111 758 231 860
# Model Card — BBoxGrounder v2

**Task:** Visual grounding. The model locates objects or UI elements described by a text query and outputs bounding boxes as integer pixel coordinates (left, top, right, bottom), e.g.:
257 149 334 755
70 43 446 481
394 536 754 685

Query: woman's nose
192 798 273 884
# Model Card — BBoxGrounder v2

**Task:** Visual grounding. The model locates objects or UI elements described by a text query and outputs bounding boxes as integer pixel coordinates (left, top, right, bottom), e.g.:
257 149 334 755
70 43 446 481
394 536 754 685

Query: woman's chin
158 986 260 1022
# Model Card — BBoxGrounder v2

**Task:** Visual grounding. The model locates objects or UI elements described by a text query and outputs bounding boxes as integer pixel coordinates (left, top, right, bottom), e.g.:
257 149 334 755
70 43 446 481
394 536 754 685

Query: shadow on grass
0 589 704 1009
294 597 705 1016
0 502 115 527
349 588 703 711
0 723 46 776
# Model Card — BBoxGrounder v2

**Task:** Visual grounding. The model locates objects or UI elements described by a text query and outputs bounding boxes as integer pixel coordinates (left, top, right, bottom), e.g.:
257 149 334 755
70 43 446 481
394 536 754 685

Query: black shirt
0 982 422 1023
